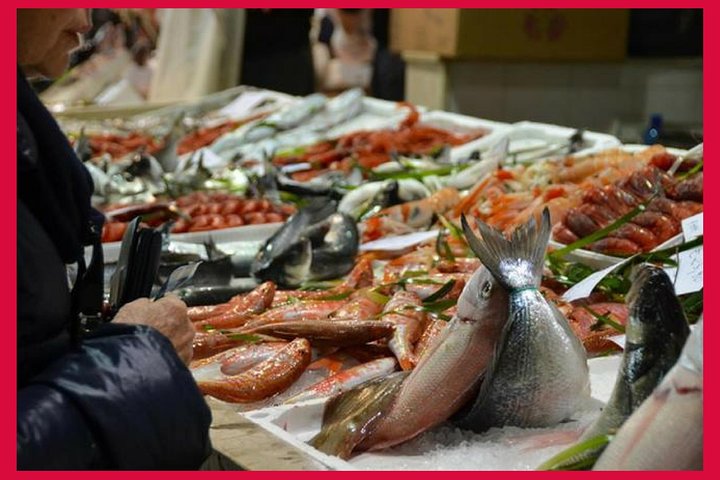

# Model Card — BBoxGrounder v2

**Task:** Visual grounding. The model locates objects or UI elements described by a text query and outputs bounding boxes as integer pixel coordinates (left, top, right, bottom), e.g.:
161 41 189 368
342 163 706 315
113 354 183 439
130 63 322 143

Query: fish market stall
59 85 702 471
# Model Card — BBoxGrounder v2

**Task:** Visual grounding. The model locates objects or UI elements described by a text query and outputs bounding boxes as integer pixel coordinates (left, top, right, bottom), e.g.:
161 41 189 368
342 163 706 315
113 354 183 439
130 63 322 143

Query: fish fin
461 208 551 289
310 371 408 458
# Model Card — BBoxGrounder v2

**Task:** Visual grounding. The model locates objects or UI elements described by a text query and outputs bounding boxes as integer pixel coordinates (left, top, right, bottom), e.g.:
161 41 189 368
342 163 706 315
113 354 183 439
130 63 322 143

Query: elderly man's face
17 9 92 79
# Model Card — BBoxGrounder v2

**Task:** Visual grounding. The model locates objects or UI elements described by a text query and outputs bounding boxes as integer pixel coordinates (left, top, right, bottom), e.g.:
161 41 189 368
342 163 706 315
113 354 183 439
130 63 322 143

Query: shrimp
375 187 460 229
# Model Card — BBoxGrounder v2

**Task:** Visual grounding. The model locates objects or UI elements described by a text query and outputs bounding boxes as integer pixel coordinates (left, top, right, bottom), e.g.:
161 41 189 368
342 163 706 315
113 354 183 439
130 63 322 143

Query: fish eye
480 280 493 299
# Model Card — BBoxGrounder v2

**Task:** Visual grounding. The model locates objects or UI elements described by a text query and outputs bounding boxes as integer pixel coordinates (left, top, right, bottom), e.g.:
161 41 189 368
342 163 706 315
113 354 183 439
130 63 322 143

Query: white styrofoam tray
323 97 428 140
505 121 621 162
99 221 281 264
417 110 512 162
241 355 622 471
549 145 696 270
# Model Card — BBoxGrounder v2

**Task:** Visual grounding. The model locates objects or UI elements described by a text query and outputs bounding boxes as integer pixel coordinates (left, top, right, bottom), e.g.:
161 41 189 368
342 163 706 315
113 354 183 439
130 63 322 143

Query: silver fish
354 263 509 451
584 264 690 437
540 264 691 470
594 318 702 470
454 208 590 431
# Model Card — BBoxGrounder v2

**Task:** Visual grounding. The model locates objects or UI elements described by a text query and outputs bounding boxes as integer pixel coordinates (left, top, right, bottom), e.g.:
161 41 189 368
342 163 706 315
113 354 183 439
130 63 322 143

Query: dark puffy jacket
17 67 212 470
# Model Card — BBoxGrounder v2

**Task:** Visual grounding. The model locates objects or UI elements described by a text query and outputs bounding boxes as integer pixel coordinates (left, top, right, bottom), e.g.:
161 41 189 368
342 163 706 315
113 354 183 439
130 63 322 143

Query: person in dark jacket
17 9 212 469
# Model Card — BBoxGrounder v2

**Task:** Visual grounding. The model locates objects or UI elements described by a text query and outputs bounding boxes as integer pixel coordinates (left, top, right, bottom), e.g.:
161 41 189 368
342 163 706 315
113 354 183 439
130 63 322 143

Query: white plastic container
418 110 512 162
240 355 622 471
101 222 281 264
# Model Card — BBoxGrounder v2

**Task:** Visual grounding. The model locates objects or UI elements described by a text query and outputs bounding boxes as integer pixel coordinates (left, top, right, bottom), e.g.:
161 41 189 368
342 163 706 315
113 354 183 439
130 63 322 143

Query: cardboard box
390 9 629 61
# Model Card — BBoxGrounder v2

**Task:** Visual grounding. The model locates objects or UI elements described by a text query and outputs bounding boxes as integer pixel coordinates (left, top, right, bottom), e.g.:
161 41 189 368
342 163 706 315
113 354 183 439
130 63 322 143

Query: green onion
676 158 703 181
315 291 354 301
536 434 613 471
222 333 263 343
436 230 456 262
585 306 626 334
423 279 457 303
549 196 656 261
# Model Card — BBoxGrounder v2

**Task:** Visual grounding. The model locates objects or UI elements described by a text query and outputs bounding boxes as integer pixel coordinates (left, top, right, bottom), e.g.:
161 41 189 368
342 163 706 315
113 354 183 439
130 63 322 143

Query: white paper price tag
562 256 635 302
609 334 626 349
681 212 703 241
360 230 439 253
664 245 703 296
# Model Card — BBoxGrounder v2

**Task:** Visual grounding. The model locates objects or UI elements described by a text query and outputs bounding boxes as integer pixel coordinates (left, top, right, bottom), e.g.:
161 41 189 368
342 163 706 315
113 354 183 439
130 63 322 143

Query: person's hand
113 295 194 365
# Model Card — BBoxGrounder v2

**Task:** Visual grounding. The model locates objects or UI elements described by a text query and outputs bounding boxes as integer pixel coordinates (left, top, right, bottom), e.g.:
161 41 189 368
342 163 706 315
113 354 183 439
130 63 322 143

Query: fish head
456 265 509 322
626 264 690 346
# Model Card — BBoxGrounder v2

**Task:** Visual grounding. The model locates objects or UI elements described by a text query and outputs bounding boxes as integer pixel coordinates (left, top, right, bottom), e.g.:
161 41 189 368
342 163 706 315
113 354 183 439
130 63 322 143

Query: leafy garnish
437 214 466 241
299 279 342 291
536 434 613 471
679 290 703 324
222 333 263 343
676 158 703 181
436 230 456 262
315 291 354 301
423 279 457 303
549 193 658 261
366 289 391 305
585 306 625 334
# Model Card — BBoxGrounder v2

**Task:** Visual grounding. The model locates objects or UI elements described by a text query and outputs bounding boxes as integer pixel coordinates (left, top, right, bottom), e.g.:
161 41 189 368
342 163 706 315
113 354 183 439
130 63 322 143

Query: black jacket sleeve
17 323 212 470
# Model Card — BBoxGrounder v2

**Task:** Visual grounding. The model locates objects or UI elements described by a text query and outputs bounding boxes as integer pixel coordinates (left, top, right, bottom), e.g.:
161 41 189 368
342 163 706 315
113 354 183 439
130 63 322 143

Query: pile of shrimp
552 165 703 255
450 145 703 251
272 103 487 180
87 131 164 159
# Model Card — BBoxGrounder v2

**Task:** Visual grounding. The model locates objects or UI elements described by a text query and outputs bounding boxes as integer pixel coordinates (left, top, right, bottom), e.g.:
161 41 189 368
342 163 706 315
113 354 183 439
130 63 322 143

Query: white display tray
550 145 696 269
417 110 512 163
100 222 281 264
323 97 427 139
240 355 621 471
504 121 622 164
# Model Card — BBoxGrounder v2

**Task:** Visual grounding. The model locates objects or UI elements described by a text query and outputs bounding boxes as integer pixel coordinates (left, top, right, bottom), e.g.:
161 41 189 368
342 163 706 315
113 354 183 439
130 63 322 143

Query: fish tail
461 208 551 289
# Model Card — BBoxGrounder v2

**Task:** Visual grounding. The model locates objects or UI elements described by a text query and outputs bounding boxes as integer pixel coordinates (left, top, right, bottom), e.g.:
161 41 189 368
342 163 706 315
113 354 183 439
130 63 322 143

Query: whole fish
453 208 590 432
190 342 288 381
243 300 349 328
540 264 691 470
284 357 398 404
192 330 250 361
239 320 395 348
252 199 359 287
310 371 409 459
381 291 426 371
193 281 276 331
350 262 509 451
303 212 359 281
252 198 336 287
177 281 258 307
583 265 690 437
328 292 385 321
197 338 312 403
594 319 702 470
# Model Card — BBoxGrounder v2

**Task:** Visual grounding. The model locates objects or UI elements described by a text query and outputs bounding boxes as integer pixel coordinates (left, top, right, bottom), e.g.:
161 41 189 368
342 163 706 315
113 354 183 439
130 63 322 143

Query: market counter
206 398 326 470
